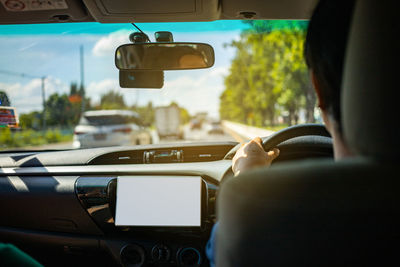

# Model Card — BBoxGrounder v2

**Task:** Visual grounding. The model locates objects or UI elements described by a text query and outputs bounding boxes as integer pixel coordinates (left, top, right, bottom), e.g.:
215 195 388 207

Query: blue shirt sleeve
205 222 218 267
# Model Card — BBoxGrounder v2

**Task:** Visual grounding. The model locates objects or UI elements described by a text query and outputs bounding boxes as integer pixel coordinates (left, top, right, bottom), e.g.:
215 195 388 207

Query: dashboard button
151 243 171 263
120 244 145 267
177 247 201 266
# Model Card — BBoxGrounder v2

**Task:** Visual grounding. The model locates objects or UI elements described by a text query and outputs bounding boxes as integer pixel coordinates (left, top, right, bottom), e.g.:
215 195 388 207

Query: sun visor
82 0 220 22
0 0 92 24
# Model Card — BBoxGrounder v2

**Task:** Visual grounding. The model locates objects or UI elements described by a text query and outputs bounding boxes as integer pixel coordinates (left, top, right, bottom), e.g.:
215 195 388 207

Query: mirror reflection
115 43 215 70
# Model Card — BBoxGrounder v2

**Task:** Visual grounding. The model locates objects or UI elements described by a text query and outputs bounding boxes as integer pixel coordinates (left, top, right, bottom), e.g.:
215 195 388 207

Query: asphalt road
22 123 236 150
152 124 235 144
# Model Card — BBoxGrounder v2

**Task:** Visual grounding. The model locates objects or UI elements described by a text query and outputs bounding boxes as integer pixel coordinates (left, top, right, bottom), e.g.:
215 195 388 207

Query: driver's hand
232 137 279 176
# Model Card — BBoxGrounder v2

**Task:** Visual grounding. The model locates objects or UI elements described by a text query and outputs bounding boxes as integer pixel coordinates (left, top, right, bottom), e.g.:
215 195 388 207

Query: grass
0 128 73 150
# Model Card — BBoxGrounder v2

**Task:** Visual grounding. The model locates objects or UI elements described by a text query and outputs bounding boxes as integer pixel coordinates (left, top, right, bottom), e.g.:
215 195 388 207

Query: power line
0 69 40 79
131 23 151 42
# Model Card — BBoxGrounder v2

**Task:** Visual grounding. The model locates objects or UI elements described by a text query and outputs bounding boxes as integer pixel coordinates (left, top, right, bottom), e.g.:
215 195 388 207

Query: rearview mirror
115 42 215 70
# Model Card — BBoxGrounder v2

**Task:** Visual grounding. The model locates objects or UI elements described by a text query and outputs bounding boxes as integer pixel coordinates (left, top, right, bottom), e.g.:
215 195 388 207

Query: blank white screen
115 176 202 226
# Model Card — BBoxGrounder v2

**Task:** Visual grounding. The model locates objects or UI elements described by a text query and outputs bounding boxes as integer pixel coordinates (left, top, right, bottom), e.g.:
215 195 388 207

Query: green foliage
19 111 41 130
169 102 190 124
132 102 154 127
179 107 190 124
0 127 72 149
99 90 126 110
0 127 12 146
220 20 316 126
45 93 73 126
70 82 79 95
0 91 11 106
2 82 84 149
44 129 62 143
19 83 91 131
244 20 308 33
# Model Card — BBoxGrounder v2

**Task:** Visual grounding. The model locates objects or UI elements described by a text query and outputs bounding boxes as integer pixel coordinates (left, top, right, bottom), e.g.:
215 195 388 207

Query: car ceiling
0 0 317 25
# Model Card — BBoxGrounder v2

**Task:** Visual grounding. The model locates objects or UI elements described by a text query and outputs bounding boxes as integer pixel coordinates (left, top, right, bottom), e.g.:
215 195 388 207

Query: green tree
99 90 126 110
179 106 190 124
19 111 41 130
169 102 191 124
68 82 83 125
45 93 74 127
220 39 253 124
267 27 312 125
70 82 78 95
220 21 316 127
0 91 11 106
69 82 92 125
132 101 154 127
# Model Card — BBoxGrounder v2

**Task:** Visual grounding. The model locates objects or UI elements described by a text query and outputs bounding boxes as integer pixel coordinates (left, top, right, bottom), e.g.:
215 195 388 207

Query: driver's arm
232 137 280 176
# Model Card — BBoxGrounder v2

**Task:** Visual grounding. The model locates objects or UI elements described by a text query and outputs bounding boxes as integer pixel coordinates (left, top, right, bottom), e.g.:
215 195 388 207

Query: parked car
73 110 151 148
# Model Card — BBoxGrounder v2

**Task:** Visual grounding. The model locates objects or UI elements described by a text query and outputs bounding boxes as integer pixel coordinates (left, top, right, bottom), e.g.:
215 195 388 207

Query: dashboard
0 138 332 266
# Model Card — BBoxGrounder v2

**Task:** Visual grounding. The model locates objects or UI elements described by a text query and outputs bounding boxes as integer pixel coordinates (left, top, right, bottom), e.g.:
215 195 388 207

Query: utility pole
135 91 139 107
41 76 46 131
80 45 85 113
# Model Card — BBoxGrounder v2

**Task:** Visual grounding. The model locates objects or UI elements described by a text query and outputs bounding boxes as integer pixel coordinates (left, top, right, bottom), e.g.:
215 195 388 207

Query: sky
0 21 248 118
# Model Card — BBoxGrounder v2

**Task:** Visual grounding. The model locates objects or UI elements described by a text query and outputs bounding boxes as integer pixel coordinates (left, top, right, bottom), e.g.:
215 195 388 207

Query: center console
75 176 217 266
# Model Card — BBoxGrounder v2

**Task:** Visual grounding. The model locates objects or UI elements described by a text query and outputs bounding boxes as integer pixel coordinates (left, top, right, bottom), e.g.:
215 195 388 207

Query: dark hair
305 0 356 133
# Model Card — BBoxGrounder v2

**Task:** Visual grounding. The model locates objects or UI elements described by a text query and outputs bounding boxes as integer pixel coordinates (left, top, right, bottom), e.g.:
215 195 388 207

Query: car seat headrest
342 0 400 161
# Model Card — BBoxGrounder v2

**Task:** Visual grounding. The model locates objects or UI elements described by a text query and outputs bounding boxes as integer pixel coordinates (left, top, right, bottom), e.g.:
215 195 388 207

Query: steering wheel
224 124 331 160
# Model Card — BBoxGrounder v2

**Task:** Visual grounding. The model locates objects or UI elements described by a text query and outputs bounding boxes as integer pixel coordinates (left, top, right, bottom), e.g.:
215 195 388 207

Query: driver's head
179 53 207 68
305 0 356 134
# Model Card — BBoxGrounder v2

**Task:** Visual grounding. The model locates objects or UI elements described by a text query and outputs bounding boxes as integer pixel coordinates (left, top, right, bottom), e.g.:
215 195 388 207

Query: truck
0 91 20 130
0 106 19 129
154 105 183 139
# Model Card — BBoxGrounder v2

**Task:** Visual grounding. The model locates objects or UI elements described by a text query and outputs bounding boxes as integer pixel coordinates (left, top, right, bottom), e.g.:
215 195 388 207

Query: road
23 123 236 150
152 124 235 144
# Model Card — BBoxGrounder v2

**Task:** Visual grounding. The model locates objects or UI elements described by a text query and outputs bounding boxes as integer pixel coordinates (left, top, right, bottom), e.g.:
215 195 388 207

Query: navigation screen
115 176 202 226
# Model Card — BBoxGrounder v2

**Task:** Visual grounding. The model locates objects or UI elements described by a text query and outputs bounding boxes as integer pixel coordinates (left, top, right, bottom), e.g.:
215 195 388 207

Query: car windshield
0 20 317 150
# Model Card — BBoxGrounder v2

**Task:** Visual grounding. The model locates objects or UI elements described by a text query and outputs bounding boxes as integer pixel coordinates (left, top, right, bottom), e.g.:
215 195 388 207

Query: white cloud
0 27 241 121
91 30 240 66
151 66 229 118
211 66 229 76
81 29 239 117
81 65 229 118
86 78 151 108
161 71 226 118
0 77 69 114
92 30 131 57
86 79 121 104
18 42 38 52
